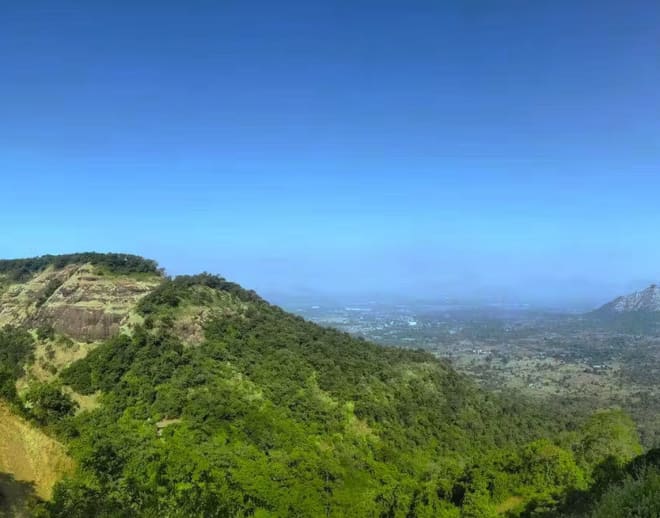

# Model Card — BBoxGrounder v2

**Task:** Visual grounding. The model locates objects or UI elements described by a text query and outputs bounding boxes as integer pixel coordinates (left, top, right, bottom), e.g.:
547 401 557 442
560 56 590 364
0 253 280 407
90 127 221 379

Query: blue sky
1 1 659 307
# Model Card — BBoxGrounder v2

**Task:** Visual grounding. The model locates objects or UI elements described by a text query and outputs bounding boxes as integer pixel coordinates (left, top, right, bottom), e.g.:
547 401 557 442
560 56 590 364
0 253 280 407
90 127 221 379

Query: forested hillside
0 255 658 517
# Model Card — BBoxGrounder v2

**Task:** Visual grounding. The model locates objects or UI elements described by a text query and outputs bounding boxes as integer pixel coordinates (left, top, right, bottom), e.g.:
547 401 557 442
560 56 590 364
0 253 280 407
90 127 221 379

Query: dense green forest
0 263 658 516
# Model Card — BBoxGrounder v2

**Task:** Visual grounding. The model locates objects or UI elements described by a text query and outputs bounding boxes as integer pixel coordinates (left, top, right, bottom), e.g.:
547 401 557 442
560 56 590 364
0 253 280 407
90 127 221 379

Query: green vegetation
554 448 660 517
0 472 40 518
0 325 78 427
0 259 658 516
591 467 660 518
586 312 660 334
137 273 262 316
0 253 160 282
23 383 78 426
0 326 35 403
28 274 652 516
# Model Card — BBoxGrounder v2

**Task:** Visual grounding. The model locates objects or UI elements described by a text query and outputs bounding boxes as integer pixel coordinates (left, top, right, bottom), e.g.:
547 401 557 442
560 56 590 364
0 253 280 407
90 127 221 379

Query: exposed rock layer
0 264 161 341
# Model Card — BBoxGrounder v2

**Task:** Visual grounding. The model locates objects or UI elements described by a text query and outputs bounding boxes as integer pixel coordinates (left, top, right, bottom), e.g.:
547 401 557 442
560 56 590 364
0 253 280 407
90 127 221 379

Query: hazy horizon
2 1 659 309
0 248 655 311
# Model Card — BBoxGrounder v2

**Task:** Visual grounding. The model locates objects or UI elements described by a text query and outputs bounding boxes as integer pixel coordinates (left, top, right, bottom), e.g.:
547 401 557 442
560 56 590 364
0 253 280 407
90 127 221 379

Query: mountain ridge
594 284 660 314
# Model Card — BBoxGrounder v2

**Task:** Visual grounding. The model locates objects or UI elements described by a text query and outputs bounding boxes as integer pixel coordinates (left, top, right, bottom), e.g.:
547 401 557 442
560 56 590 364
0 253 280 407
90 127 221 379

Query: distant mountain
595 284 660 314
584 284 660 333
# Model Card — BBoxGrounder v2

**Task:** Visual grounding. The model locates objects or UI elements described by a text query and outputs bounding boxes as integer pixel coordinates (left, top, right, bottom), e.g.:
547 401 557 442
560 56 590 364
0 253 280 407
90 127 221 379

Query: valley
288 300 660 447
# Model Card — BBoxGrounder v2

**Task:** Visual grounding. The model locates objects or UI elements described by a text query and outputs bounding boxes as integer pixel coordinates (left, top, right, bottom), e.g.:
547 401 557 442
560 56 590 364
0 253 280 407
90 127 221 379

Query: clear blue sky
1 1 659 307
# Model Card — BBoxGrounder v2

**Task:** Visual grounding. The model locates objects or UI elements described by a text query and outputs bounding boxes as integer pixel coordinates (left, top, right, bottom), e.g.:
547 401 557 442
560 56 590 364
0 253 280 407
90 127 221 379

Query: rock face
0 263 162 341
595 284 660 314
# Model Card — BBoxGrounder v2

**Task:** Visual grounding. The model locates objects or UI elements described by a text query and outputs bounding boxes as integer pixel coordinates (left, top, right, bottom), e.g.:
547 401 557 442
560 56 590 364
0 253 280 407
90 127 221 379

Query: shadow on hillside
0 472 40 518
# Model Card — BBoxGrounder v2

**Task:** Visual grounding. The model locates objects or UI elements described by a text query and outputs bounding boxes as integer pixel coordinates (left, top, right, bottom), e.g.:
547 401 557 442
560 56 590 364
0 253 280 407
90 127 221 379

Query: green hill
0 254 656 517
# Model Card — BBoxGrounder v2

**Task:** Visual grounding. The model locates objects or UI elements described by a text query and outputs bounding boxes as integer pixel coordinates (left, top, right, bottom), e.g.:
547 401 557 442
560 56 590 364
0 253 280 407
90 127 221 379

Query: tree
575 409 643 490
24 383 78 425
0 364 18 402
590 467 660 518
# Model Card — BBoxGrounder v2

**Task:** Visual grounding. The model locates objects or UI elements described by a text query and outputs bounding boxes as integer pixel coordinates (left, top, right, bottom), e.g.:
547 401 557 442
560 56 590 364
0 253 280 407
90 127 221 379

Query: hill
586 284 660 333
0 253 656 517
595 284 660 314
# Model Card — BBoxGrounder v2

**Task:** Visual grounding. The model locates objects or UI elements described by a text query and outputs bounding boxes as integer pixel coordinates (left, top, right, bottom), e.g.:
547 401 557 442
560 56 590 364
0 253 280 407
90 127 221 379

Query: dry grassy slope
0 402 74 501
